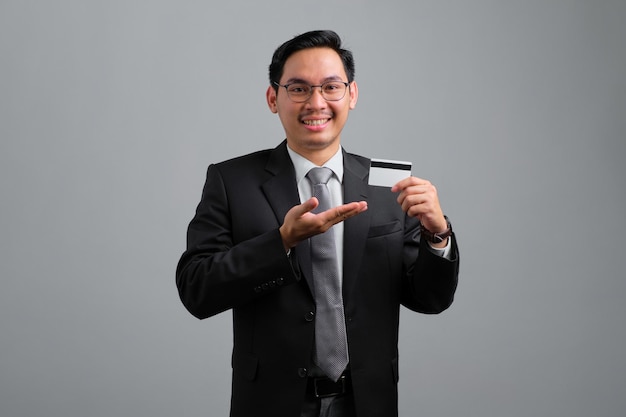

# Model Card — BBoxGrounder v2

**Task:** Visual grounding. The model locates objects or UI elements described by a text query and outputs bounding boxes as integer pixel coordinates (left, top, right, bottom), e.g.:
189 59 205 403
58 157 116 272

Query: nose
306 86 327 108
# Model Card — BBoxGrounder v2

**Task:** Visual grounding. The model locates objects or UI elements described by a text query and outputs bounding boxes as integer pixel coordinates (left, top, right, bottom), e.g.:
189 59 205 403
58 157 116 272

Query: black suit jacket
176 140 459 417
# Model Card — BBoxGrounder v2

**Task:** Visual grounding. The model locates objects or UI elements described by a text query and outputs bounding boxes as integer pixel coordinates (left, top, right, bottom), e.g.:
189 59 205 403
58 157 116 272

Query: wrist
279 225 294 252
420 215 452 244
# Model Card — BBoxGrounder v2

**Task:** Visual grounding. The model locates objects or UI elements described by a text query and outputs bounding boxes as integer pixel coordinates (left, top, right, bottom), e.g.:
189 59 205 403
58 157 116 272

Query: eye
287 83 310 94
323 82 343 92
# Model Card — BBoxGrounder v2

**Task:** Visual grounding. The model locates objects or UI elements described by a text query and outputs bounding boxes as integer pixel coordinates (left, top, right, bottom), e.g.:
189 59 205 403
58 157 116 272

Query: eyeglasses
273 80 350 103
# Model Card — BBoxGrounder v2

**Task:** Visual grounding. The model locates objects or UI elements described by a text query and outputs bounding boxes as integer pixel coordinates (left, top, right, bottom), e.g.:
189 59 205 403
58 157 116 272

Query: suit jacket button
304 311 315 322
269 280 276 288
253 286 262 293
298 368 308 378
277 277 284 285
261 283 269 291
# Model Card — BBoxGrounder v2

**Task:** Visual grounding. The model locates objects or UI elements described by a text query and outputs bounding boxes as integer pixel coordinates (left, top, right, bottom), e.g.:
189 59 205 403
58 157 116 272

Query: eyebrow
283 75 345 84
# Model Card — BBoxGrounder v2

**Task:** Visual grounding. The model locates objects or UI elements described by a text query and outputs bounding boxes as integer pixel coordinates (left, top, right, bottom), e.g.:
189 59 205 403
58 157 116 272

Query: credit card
368 158 412 187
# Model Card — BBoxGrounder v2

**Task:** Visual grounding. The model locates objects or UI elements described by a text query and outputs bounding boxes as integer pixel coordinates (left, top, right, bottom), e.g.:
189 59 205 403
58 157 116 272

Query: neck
287 141 340 166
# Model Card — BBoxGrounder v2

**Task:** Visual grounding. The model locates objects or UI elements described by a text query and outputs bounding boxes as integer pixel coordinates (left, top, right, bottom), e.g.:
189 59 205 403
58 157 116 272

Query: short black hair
268 30 355 90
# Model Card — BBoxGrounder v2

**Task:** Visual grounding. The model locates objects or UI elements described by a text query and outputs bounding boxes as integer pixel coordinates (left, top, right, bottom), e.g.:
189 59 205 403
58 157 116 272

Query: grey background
1 1 625 416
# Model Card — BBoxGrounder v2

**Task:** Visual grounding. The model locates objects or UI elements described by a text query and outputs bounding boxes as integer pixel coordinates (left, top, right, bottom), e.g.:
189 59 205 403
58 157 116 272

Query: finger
391 176 429 193
320 201 368 224
292 197 319 217
339 201 368 219
396 185 427 207
400 194 426 214
397 182 438 208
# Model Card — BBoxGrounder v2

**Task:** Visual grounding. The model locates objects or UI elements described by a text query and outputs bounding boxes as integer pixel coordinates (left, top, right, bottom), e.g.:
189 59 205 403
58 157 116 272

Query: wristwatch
420 216 452 244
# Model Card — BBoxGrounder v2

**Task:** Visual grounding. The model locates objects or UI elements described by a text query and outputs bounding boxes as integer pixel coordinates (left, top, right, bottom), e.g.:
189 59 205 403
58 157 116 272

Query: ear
266 85 278 114
348 81 358 110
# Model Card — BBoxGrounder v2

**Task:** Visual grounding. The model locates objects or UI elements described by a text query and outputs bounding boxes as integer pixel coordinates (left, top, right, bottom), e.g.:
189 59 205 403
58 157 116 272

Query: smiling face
266 47 358 165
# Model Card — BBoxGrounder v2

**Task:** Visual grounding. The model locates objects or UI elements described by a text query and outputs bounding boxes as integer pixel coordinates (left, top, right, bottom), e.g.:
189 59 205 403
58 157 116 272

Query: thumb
299 197 319 214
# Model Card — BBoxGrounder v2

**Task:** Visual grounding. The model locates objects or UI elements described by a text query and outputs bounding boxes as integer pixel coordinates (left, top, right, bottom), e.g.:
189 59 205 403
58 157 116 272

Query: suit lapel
341 151 370 304
261 141 313 294
261 141 300 225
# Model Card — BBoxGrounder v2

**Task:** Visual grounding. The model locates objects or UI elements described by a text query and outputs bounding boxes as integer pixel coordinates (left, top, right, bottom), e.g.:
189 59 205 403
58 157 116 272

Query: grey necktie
306 167 349 382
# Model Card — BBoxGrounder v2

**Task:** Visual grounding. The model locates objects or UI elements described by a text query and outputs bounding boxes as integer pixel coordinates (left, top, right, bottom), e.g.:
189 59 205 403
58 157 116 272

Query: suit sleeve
176 164 300 319
400 215 460 314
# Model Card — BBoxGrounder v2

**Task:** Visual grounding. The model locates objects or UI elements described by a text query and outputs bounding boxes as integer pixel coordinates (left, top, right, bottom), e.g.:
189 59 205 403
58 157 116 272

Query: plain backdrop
1 1 625 416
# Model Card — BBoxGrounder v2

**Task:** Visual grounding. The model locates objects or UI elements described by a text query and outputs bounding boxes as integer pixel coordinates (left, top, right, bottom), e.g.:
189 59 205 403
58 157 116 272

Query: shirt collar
286 145 344 184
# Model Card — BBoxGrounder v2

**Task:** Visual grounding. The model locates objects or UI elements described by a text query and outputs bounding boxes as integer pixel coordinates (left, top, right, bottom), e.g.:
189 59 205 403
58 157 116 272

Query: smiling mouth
302 118 331 126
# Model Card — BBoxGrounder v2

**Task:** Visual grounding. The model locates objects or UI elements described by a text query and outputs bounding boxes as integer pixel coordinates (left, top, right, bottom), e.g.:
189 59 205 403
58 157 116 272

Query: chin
302 136 338 150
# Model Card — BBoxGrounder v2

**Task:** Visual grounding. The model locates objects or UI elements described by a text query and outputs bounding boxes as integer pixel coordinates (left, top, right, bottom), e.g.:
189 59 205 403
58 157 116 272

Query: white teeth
303 119 329 126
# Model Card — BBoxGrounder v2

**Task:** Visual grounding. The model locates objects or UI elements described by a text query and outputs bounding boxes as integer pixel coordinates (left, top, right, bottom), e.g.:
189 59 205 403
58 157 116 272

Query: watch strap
420 216 452 244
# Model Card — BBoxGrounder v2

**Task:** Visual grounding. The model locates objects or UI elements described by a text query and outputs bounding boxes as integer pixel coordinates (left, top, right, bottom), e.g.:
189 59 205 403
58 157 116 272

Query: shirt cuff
427 238 452 260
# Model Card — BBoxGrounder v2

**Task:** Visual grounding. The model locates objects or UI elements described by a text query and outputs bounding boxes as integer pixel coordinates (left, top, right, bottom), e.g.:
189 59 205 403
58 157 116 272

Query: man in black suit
176 30 459 417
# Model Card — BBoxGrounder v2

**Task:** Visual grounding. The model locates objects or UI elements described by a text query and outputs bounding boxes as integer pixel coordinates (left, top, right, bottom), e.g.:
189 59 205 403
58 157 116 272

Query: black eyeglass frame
272 80 350 103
